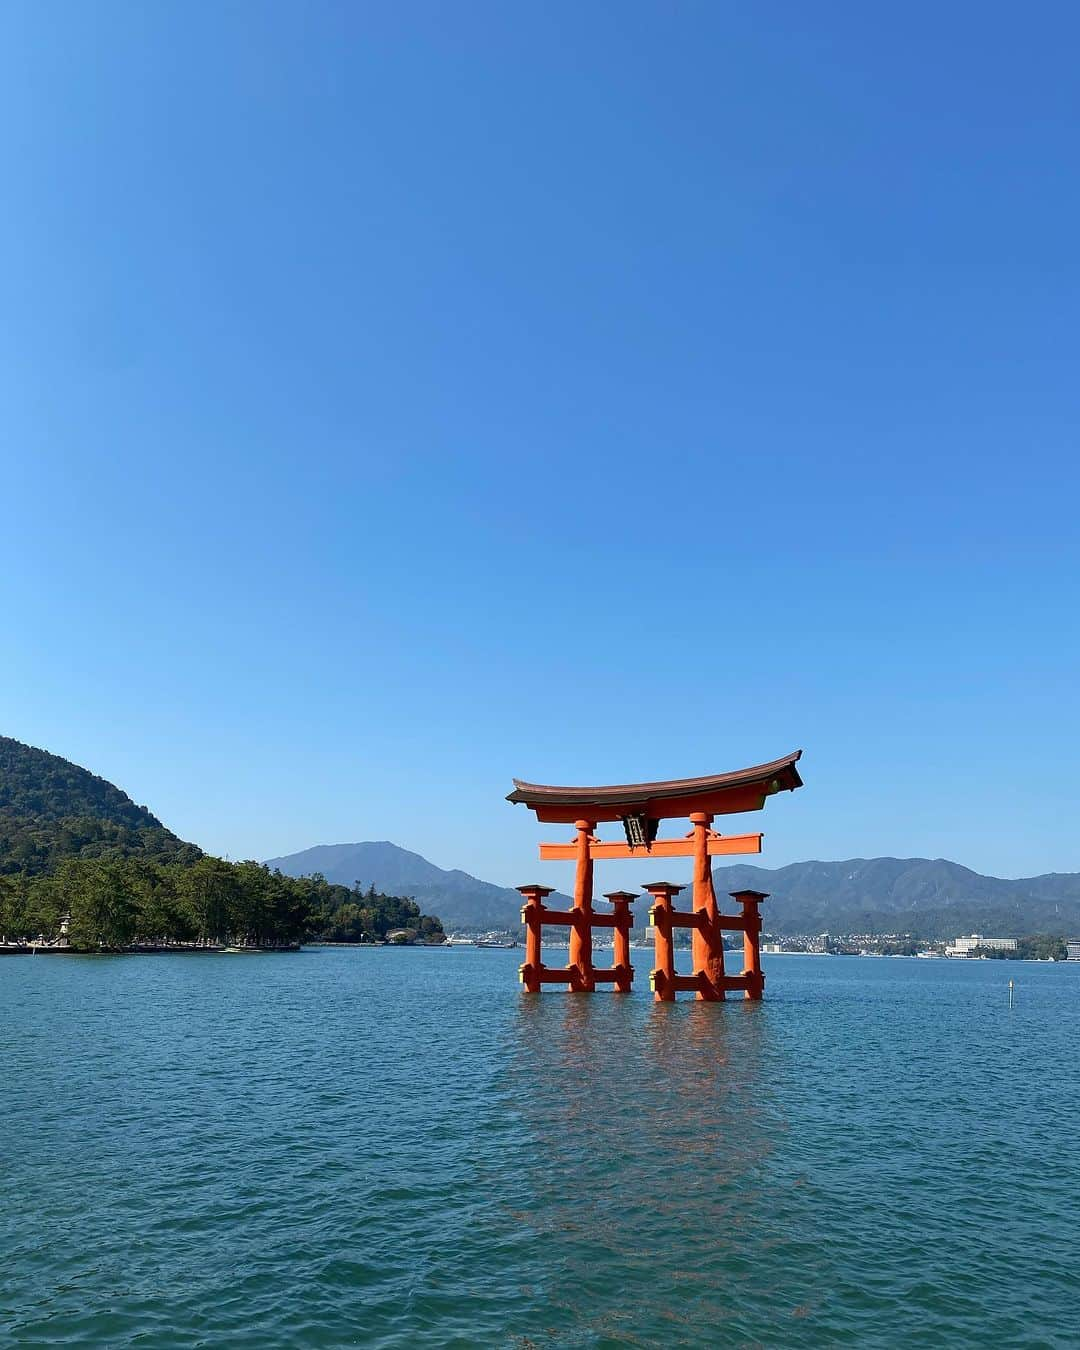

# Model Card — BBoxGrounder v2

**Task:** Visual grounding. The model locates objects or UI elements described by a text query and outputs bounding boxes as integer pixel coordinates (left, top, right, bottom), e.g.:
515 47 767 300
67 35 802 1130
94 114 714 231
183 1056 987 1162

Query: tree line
0 856 444 950
974 935 1068 961
0 735 200 876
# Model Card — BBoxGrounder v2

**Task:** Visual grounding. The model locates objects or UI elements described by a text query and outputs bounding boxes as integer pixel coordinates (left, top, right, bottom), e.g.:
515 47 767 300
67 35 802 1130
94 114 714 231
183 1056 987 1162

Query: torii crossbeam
507 751 803 1001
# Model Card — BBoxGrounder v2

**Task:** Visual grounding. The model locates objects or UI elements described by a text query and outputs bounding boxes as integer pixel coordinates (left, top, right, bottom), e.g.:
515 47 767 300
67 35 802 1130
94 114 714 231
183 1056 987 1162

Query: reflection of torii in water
507 751 804 1001
504 988 782 1335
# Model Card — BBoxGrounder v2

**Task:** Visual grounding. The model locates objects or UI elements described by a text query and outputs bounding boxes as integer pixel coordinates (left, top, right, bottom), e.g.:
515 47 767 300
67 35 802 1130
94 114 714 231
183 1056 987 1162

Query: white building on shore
944 934 1017 958
1066 940 1080 962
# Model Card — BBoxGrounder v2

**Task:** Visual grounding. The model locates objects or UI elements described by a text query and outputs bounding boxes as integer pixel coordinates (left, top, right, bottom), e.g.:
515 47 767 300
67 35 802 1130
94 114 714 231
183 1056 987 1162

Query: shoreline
0 943 302 957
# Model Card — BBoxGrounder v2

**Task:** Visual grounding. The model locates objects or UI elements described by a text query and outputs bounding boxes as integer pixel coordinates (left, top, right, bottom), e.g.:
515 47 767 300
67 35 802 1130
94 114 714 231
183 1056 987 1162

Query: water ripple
2 951 1079 1346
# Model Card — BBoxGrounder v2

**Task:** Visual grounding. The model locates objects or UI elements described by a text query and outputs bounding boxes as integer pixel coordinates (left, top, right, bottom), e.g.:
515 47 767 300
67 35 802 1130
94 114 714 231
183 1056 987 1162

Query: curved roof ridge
507 750 802 808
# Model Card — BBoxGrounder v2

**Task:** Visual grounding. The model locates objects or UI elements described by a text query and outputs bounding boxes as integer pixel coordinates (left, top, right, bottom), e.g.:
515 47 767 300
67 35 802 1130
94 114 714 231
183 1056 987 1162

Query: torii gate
507 751 803 1001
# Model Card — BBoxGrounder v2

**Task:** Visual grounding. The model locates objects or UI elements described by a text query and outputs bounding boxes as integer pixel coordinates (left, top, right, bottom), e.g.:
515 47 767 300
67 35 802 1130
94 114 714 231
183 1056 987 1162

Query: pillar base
518 962 542 993
649 969 676 1002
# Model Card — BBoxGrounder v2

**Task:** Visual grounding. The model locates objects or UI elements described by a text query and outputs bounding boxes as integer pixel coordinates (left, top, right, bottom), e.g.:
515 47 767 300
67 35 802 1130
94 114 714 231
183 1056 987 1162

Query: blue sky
3 1 1079 888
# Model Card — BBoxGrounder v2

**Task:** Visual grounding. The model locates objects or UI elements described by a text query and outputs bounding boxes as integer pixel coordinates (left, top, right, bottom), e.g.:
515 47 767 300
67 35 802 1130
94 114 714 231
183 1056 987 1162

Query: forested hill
0 737 445 949
0 736 200 875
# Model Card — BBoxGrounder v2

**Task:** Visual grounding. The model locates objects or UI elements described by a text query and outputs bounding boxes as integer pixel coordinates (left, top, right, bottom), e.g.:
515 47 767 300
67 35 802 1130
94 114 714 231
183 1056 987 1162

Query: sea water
2 950 1078 1347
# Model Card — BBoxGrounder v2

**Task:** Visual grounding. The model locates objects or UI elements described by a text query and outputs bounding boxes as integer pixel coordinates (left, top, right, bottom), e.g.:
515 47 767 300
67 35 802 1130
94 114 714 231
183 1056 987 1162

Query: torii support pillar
645 881 681 1002
732 889 769 1000
603 891 635 994
517 884 554 993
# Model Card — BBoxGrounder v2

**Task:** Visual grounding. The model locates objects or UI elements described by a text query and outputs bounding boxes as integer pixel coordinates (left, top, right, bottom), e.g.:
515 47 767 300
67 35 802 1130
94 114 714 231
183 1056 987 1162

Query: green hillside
0 736 443 949
0 736 201 875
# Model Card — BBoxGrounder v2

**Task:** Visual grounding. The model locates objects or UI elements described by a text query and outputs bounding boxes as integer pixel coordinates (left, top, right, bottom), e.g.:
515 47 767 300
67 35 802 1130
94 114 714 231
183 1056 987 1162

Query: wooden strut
517 866 768 1003
538 832 762 861
517 880 635 996
522 818 765 999
643 878 767 1002
520 820 636 994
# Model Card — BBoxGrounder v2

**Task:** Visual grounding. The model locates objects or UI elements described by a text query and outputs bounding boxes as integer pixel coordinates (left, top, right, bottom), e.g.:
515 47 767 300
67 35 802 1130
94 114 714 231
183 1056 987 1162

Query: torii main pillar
690 812 725 1000
569 819 595 992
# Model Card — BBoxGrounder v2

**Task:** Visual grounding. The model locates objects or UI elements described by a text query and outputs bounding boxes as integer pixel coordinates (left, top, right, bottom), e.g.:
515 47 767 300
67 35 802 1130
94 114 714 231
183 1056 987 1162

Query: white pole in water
1008 979 1014 1008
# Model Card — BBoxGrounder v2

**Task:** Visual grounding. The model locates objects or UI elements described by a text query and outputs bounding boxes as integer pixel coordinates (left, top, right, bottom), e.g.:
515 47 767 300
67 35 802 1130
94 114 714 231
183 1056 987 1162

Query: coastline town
443 931 1080 961
761 933 1080 960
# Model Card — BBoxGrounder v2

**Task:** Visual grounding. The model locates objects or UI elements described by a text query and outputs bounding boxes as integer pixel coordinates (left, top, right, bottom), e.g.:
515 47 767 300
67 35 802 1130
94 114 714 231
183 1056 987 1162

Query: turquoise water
2 950 1078 1348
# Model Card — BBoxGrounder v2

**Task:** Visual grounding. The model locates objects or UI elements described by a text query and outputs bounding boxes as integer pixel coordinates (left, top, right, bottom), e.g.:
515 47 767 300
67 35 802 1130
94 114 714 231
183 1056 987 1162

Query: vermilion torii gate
507 751 803 1001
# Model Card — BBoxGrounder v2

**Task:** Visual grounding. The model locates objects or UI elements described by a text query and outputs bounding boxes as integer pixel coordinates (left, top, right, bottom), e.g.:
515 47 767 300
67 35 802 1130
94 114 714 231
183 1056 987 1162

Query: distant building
944 934 1017 958
1066 940 1080 962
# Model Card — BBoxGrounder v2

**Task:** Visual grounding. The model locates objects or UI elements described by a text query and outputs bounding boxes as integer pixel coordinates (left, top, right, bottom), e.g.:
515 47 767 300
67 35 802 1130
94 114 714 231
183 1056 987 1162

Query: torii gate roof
507 750 803 823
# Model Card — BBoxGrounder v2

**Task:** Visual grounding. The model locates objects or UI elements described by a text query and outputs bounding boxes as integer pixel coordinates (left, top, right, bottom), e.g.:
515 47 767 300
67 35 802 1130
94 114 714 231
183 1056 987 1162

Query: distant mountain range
265 841 1080 938
709 858 1080 938
264 840 571 930
4 730 1078 940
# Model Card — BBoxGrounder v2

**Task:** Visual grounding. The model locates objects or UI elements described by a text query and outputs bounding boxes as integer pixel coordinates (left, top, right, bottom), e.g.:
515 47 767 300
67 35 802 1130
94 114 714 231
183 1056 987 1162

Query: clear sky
3 1 1079 889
